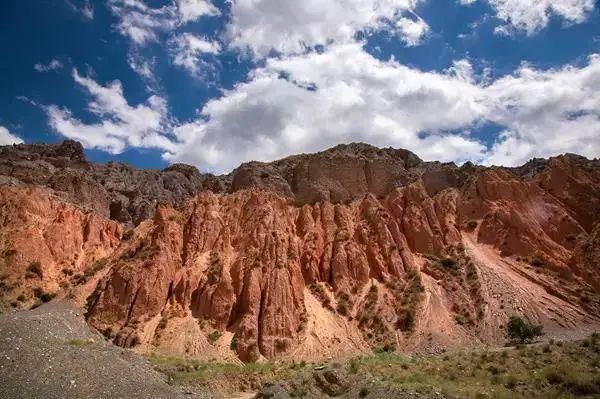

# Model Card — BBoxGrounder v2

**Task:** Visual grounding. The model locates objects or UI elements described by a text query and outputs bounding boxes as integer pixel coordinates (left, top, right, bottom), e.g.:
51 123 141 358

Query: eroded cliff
0 141 599 361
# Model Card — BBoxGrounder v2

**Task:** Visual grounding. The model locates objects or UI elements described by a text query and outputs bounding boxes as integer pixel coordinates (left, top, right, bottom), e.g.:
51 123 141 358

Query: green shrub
337 298 349 316
207 330 221 344
84 259 107 278
374 343 396 354
506 316 543 343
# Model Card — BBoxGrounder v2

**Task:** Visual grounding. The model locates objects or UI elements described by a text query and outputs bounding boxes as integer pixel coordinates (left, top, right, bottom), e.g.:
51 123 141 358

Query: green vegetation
83 259 108 278
359 284 378 325
397 268 424 332
506 316 544 343
230 336 238 351
309 282 332 310
336 292 350 316
207 330 221 344
153 335 600 399
149 354 292 394
71 259 108 285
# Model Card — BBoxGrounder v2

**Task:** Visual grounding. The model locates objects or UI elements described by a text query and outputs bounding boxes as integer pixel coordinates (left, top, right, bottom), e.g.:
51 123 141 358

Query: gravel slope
0 301 209 399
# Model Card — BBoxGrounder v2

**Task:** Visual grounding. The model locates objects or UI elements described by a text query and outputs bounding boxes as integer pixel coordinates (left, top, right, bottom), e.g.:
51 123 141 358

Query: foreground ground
0 302 207 399
0 301 598 399
151 335 600 399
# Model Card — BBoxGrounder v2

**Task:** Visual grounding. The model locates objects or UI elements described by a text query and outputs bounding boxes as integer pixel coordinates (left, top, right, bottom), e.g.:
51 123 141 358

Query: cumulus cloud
169 33 220 76
108 0 218 46
163 45 600 172
164 43 488 172
45 45 600 173
177 0 219 23
483 54 600 165
464 0 595 35
0 126 24 145
396 16 430 46
227 0 426 57
46 69 174 154
34 59 63 73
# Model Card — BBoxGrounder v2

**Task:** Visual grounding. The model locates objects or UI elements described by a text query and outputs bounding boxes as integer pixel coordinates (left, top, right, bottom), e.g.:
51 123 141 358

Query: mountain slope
0 141 599 362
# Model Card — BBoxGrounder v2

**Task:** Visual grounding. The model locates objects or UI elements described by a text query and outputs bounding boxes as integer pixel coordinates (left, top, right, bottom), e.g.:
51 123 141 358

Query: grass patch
148 354 298 394
338 336 600 399
147 334 600 398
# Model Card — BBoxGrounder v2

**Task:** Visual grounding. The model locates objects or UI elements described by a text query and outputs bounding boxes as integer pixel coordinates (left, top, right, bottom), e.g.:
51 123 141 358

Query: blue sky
1 0 599 173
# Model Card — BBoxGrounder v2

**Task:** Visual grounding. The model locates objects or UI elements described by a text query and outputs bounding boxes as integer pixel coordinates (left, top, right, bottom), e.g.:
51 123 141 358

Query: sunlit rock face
1 141 599 361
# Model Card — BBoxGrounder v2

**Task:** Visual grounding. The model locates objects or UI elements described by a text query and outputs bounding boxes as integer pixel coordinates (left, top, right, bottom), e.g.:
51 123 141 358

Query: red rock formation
1 142 599 361
0 187 122 307
86 169 600 360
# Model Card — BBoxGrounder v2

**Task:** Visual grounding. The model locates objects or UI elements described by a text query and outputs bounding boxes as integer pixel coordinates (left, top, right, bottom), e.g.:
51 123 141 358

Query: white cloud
227 0 426 57
176 0 219 23
395 16 429 46
34 59 63 73
466 0 595 35
45 45 600 172
483 54 600 165
127 52 156 83
46 69 174 154
169 33 220 76
164 43 488 172
108 0 177 46
162 45 600 172
0 126 24 145
108 0 218 46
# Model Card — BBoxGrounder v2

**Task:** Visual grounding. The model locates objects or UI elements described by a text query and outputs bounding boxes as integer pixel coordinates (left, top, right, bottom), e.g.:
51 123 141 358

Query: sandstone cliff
0 141 599 361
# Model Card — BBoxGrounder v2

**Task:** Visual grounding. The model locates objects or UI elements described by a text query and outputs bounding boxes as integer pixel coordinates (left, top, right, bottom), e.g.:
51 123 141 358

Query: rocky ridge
0 140 599 362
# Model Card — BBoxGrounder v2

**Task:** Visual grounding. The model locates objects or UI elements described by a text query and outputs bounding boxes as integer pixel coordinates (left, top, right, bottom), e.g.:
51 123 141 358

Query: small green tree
506 316 543 343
